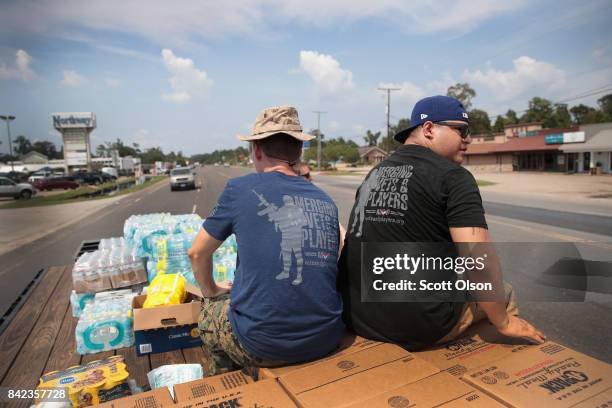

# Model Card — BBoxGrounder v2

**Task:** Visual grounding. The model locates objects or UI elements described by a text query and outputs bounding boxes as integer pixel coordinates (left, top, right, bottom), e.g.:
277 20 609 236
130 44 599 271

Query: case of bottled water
75 290 136 354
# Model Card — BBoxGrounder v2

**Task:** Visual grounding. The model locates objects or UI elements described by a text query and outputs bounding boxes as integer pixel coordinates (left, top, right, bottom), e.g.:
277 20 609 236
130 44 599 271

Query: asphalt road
1 166 611 362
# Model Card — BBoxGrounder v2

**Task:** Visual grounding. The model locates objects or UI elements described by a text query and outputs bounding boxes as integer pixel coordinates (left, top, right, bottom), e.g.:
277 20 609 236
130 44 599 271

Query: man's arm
188 228 232 298
450 227 546 344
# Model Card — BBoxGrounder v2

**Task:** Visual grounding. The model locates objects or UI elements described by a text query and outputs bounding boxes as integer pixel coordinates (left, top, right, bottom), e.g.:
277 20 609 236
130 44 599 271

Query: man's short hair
255 133 302 164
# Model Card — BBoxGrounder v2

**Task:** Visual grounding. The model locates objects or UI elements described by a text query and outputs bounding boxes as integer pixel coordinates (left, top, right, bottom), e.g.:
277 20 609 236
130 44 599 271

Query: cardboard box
414 321 534 377
173 370 255 402
132 283 204 355
96 387 175 407
462 342 612 407
345 371 505 407
279 343 440 408
258 332 381 380
174 379 297 408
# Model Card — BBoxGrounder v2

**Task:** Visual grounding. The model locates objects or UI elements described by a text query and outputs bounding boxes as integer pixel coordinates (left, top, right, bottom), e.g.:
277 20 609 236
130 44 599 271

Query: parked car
101 167 119 178
28 170 53 184
170 167 196 191
33 177 80 191
0 171 28 183
0 176 37 199
73 171 107 185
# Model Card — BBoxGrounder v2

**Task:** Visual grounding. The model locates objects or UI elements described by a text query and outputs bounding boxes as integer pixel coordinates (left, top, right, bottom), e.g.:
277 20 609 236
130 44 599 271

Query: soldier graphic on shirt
349 168 379 237
254 191 309 285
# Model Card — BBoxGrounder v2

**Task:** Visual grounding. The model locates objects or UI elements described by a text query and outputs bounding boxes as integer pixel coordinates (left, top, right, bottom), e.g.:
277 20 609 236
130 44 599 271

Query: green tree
597 94 612 119
521 97 555 127
363 130 381 147
505 109 519 125
493 115 505 132
468 109 492 135
13 135 32 155
447 83 476 110
32 140 60 159
570 104 596 124
380 118 410 152
553 104 572 128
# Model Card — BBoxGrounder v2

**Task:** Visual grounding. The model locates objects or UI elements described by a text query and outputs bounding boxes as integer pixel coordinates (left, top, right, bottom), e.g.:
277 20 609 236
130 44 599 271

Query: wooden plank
0 265 65 383
42 304 80 375
80 350 115 365
119 346 151 390
182 346 212 371
150 349 185 369
0 265 72 408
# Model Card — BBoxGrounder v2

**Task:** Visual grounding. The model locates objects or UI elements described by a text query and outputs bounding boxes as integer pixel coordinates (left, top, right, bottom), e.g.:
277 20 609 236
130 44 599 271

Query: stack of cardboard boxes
93 324 612 407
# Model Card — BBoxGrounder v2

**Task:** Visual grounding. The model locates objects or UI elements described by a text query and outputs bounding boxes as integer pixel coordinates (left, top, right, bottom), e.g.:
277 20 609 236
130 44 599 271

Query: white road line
192 204 197 214
134 198 141 203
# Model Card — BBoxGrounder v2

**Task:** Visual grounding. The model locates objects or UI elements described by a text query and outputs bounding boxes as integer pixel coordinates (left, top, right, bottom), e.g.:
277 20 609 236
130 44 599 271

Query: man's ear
422 122 435 140
252 142 263 160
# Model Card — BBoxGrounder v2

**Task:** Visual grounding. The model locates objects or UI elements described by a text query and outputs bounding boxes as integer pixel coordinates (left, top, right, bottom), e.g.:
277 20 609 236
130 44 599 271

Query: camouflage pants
198 294 287 376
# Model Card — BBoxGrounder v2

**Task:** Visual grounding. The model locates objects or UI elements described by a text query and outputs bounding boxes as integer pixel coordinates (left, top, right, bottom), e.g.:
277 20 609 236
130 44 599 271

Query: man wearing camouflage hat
189 106 344 375
338 95 545 349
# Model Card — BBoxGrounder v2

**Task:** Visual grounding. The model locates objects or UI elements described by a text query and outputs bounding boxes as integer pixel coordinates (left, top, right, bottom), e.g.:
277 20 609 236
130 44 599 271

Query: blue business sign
545 133 564 144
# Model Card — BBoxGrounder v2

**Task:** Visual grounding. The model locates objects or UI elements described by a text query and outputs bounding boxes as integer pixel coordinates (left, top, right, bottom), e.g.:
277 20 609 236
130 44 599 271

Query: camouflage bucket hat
237 105 314 142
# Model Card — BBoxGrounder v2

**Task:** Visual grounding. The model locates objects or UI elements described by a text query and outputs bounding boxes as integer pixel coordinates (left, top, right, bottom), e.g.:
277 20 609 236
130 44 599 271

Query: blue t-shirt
202 171 344 362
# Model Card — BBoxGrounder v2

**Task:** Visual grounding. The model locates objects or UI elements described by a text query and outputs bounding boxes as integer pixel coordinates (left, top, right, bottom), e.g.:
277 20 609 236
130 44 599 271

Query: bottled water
75 290 135 354
70 290 95 317
72 242 146 293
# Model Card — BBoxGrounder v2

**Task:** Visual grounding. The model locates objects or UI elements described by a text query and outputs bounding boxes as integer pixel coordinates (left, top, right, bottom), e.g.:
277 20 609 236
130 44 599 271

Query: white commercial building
560 123 612 173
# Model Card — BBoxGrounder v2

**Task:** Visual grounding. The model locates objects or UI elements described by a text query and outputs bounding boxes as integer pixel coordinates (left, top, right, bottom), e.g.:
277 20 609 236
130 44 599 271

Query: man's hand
496 315 546 344
202 281 232 298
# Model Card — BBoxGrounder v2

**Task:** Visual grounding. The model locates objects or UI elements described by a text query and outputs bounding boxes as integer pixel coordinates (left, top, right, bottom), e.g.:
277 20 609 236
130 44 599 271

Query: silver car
170 167 196 191
0 176 37 199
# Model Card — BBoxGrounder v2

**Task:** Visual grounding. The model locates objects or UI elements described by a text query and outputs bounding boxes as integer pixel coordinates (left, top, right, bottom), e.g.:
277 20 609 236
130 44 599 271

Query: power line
488 84 612 121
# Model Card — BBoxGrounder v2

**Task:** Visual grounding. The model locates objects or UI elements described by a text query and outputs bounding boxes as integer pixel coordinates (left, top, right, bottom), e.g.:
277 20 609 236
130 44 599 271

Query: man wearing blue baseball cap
338 95 545 349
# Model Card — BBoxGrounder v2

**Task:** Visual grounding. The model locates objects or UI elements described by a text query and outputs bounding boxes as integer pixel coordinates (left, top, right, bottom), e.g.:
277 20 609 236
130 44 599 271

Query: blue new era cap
394 95 469 143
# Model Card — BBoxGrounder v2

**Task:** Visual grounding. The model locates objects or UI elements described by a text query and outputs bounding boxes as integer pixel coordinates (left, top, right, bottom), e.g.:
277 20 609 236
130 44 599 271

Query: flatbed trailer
0 264 213 408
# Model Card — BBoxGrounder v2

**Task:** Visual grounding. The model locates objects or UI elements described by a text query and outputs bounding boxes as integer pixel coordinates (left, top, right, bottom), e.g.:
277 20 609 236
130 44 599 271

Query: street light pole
313 111 326 171
0 115 16 172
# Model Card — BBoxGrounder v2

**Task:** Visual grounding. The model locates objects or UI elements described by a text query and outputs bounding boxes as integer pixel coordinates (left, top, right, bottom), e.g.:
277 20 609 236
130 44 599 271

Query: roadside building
358 146 388 164
560 123 612 174
463 122 612 174
20 151 49 164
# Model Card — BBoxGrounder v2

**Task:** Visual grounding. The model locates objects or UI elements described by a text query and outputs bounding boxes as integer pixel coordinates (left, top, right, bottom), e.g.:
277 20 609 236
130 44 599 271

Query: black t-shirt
338 144 488 349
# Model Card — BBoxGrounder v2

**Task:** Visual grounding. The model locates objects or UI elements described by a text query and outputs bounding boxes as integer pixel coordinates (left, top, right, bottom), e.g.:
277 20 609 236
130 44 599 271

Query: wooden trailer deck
0 264 212 408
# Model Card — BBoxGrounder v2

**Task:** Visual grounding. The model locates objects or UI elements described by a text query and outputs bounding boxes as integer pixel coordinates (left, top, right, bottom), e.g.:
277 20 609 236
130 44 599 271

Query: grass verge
0 176 166 209
476 179 496 187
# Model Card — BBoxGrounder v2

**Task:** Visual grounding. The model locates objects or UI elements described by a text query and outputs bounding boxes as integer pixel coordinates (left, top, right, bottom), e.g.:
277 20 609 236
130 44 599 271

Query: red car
33 177 80 191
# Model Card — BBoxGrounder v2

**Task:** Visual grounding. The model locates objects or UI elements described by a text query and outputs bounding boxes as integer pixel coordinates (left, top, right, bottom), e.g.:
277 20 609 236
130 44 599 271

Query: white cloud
377 82 425 105
104 78 121 88
0 1 523 47
463 56 566 100
0 49 36 81
161 49 213 103
60 70 87 86
298 50 354 94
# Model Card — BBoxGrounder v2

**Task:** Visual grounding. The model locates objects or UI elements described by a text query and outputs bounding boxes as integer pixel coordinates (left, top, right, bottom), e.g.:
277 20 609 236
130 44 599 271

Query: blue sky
1 0 611 155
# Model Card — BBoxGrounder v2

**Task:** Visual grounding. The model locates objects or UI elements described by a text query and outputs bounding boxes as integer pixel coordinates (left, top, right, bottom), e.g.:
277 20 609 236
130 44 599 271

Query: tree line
3 85 611 167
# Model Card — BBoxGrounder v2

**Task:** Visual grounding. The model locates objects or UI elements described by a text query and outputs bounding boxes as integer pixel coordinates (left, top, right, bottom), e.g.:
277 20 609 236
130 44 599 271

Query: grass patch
0 176 166 209
476 179 496 187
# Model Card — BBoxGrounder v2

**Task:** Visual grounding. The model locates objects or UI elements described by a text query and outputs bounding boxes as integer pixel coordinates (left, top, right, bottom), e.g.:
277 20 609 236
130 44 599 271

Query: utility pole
0 115 16 172
313 111 326 171
377 87 400 151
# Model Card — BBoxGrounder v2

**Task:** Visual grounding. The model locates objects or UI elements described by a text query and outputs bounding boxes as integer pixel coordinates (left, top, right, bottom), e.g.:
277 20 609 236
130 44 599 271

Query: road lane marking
192 204 197 214
134 198 141 203
488 218 612 250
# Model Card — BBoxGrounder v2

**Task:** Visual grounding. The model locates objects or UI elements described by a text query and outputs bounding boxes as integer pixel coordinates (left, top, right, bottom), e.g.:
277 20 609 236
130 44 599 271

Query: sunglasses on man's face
434 121 471 139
